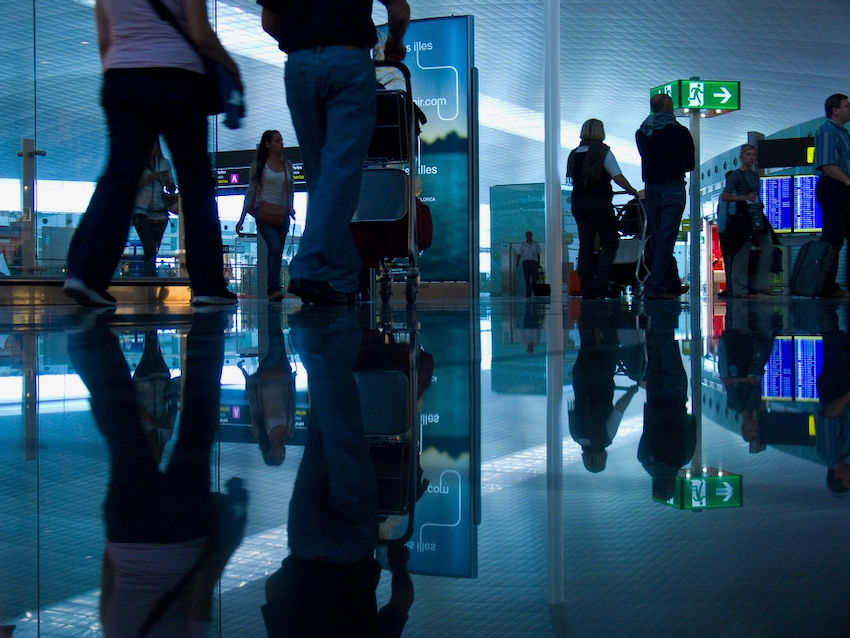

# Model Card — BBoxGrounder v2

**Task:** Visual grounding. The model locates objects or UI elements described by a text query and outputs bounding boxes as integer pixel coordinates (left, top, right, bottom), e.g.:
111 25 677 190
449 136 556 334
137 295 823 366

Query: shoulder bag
145 0 245 129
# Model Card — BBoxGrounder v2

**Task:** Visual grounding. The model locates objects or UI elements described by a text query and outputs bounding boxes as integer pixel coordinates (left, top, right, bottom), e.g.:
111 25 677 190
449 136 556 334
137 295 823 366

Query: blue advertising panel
378 16 475 282
794 175 822 232
762 336 793 400
760 176 793 232
794 336 823 402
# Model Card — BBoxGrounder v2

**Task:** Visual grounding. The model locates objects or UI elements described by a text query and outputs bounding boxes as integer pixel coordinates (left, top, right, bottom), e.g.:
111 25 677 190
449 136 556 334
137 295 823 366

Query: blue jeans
284 46 376 293
257 217 289 295
644 181 686 296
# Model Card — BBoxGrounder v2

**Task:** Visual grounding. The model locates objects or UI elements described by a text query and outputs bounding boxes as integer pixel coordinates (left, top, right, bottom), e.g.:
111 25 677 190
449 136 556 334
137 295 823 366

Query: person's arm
237 166 258 234
184 0 241 81
379 0 410 61
95 0 109 64
612 174 638 196
261 7 281 43
821 164 850 187
719 171 757 202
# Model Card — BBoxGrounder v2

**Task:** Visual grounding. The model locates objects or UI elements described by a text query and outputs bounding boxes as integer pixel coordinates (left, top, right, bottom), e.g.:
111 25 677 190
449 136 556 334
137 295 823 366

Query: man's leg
286 47 376 293
817 176 850 293
645 182 685 296
522 260 534 296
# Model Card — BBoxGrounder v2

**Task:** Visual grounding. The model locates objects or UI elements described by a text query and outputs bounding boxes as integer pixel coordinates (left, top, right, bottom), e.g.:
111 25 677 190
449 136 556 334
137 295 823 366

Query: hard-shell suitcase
534 266 550 296
790 240 836 297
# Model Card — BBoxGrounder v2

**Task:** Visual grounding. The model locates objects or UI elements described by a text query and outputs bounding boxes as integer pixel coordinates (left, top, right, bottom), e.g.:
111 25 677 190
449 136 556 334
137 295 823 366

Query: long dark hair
253 129 280 187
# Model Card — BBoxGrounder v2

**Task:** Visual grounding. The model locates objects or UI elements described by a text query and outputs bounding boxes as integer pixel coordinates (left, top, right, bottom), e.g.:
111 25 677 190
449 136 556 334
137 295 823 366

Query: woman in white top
237 130 296 301
64 0 241 307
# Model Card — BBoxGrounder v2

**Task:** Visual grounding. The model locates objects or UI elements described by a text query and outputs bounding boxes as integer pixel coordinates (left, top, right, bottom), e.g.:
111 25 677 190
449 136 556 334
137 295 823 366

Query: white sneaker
63 277 117 307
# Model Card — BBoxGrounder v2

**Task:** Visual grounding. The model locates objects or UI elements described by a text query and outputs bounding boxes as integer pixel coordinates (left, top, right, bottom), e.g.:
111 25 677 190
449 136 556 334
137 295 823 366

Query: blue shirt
814 119 850 176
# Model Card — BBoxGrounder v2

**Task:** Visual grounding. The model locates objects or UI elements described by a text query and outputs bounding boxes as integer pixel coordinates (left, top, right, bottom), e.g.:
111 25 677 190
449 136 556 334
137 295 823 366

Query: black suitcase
790 240 836 297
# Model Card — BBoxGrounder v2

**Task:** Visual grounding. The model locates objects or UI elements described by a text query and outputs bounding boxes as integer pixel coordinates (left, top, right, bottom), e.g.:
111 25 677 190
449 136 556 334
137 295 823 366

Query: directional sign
654 469 743 510
650 80 741 116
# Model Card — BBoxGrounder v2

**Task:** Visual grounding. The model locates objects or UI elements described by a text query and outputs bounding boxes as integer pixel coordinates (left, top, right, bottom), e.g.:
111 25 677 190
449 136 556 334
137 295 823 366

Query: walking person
236 130 295 302
132 138 177 277
63 0 240 307
814 93 850 298
259 0 410 305
515 231 541 297
719 144 776 296
567 118 638 299
635 93 695 300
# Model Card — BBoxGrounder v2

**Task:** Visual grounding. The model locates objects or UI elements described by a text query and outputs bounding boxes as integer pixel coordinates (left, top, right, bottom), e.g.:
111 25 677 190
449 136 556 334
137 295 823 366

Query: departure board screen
794 175 822 232
794 336 823 402
762 337 793 400
760 177 793 232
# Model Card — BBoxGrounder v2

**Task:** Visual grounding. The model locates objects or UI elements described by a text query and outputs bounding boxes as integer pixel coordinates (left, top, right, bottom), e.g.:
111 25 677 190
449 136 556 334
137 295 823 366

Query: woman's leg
257 219 287 295
751 230 773 292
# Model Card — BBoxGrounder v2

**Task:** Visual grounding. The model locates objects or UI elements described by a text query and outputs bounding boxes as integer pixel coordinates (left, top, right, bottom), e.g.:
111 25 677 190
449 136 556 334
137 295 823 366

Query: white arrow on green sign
650 80 741 113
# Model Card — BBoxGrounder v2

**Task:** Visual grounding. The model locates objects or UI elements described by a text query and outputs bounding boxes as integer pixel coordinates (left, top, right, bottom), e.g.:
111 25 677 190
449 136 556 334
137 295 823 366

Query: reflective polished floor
2 294 850 637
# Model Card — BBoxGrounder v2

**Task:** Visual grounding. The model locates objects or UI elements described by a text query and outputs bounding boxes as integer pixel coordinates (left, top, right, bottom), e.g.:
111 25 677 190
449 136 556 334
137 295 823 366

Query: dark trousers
521 260 538 296
131 214 168 276
817 175 850 292
644 181 686 296
572 195 619 297
67 69 227 295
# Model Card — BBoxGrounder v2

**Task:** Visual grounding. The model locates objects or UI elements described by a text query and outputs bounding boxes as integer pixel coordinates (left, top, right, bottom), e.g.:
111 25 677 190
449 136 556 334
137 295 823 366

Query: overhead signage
757 137 815 169
655 469 743 509
650 80 741 116
214 148 305 192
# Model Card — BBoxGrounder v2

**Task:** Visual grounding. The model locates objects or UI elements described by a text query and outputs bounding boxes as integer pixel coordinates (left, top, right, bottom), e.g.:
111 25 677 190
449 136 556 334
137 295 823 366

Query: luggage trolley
609 194 651 298
351 61 425 304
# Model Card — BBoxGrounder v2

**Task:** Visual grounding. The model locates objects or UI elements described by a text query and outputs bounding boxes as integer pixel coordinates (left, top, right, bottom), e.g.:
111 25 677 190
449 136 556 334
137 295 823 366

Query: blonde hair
580 119 605 143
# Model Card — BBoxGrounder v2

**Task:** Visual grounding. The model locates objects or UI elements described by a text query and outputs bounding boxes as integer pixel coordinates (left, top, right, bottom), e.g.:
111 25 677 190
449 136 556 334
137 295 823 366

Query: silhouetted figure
132 330 180 459
261 307 413 637
638 304 695 500
68 312 246 636
816 305 850 493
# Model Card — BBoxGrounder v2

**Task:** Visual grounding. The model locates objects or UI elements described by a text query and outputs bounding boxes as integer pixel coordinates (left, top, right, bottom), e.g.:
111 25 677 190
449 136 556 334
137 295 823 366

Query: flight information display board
760 176 793 232
794 175 822 232
794 336 823 402
762 337 793 400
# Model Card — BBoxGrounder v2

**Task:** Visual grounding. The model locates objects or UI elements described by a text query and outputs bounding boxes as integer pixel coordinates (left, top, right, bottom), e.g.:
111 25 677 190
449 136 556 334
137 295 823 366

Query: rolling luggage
534 266 551 296
790 240 836 297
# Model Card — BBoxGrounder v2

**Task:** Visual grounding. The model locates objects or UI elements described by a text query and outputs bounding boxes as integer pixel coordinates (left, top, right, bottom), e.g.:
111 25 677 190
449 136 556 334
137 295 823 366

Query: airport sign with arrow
650 80 741 116
655 469 743 510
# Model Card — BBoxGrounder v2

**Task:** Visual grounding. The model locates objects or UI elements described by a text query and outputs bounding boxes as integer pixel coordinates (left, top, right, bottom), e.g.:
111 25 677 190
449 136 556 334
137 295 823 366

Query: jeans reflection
638 303 695 500
67 312 246 637
569 305 641 473
816 304 850 493
261 307 413 638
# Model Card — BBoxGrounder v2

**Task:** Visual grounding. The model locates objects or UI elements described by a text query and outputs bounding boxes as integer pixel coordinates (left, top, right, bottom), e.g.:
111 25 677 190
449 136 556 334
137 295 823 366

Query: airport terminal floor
2 293 850 637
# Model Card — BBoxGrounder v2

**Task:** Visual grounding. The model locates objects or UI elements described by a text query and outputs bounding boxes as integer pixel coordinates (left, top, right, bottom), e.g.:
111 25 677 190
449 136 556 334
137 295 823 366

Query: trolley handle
374 60 412 96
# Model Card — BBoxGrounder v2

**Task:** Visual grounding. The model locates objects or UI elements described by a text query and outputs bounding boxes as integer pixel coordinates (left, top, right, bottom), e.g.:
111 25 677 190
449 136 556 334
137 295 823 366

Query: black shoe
288 278 348 305
191 289 238 306
63 277 117 307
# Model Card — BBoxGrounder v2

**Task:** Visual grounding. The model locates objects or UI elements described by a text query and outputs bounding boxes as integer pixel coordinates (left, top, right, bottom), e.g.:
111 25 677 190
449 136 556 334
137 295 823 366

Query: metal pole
687 90 703 475
543 0 562 300
18 138 43 274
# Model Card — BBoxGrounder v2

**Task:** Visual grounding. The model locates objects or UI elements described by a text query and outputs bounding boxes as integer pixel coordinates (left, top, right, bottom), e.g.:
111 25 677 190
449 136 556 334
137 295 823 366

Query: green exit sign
650 80 741 116
655 469 743 510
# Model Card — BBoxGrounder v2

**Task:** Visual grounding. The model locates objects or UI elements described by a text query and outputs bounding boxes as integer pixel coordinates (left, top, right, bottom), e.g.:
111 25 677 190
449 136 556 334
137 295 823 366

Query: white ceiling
3 0 847 204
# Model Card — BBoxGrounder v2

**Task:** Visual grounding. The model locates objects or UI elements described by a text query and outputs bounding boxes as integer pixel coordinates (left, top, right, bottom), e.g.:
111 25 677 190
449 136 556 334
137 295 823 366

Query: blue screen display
794 336 823 401
794 175 822 232
760 177 793 232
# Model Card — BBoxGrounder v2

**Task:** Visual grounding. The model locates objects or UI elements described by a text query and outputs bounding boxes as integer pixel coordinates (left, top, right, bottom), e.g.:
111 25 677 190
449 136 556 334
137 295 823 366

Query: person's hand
745 192 758 202
383 35 407 62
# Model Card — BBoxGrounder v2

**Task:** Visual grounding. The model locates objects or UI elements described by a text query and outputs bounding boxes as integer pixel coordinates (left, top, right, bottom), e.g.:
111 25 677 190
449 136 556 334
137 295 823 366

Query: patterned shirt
814 119 850 177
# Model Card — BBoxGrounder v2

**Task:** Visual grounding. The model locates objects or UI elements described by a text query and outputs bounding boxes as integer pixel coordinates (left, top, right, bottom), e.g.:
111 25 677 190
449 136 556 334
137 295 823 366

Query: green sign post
655 469 743 510
650 79 741 116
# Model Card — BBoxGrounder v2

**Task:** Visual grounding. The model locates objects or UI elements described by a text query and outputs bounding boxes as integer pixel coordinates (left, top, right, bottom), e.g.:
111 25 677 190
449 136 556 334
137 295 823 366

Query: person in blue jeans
636 93 695 300
237 130 295 302
258 0 410 305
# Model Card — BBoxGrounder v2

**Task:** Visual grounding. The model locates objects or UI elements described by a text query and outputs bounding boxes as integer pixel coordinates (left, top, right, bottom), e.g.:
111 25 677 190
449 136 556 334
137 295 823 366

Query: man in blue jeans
636 93 695 300
259 0 410 305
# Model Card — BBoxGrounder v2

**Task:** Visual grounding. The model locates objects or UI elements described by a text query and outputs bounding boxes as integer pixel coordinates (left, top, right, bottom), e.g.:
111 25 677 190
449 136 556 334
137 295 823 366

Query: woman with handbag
63 0 241 307
719 143 776 296
132 138 177 276
236 130 295 302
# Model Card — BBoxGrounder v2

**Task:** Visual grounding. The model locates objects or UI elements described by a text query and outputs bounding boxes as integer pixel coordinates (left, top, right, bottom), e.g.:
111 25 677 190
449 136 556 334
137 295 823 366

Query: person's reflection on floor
517 299 545 354
243 304 295 466
132 330 180 459
815 304 850 493
261 306 413 638
67 311 247 637
638 303 695 500
719 300 778 444
569 305 640 473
